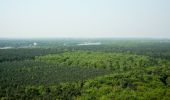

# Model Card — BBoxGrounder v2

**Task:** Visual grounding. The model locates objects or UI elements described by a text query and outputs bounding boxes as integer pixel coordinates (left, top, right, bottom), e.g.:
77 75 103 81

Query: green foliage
0 39 170 100
36 51 151 70
0 61 109 87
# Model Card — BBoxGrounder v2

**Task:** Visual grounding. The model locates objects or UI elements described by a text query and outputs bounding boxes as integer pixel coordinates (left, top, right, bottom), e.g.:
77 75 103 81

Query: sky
0 0 170 38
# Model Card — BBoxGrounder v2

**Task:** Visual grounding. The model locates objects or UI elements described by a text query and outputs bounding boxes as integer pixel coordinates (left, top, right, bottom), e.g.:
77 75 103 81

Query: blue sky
0 0 170 38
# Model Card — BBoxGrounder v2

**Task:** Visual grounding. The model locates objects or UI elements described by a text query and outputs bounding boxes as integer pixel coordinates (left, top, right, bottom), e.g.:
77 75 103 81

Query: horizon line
0 36 170 40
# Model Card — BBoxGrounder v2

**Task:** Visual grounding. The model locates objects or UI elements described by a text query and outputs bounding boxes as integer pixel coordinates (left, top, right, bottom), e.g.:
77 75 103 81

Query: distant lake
77 42 101 46
0 47 14 49
0 45 37 49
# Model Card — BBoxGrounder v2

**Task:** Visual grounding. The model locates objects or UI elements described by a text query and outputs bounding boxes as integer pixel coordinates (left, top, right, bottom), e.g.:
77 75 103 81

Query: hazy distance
0 0 170 39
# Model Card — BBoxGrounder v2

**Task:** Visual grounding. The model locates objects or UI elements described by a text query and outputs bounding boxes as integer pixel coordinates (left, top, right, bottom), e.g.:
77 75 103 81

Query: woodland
0 39 170 100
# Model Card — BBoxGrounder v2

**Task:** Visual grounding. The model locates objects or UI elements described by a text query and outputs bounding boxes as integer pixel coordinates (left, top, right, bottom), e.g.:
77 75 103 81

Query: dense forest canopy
0 38 170 100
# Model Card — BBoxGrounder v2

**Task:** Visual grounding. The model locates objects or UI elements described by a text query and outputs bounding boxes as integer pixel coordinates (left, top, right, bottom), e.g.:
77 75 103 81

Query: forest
0 38 170 100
